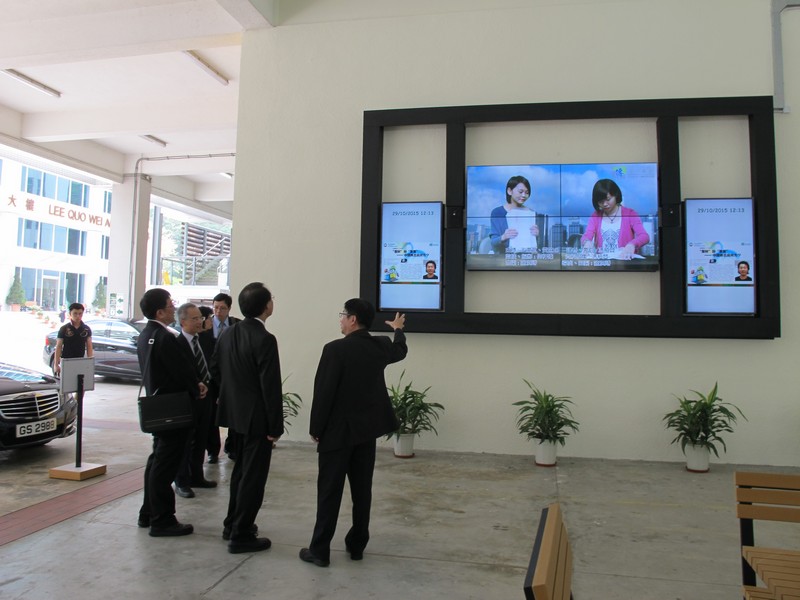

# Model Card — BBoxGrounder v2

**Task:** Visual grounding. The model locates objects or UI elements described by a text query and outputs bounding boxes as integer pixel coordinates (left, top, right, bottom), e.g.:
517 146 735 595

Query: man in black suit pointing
211 282 283 553
300 299 407 567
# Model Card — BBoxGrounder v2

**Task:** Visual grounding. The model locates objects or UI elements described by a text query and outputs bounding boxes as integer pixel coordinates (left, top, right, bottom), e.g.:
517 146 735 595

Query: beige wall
232 0 800 465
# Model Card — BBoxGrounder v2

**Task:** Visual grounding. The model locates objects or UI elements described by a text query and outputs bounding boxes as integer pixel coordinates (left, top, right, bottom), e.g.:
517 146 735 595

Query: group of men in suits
136 284 408 561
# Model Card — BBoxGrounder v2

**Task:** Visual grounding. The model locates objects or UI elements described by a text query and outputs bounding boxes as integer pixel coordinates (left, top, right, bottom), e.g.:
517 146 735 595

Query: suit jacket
137 320 200 401
310 328 407 453
176 333 209 385
210 318 283 437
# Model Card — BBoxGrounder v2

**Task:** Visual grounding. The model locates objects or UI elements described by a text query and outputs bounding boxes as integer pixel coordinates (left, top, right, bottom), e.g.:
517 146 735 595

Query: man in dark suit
173 303 217 498
210 282 283 554
299 299 407 567
202 292 240 463
136 288 206 537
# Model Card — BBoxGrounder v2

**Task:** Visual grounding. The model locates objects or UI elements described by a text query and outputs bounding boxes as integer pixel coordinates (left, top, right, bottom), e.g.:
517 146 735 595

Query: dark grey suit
210 318 283 541
308 328 406 561
137 321 200 528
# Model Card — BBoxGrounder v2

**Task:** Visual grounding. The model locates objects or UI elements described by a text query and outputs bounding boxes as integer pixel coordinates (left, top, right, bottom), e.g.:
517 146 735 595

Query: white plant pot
685 444 710 473
393 433 416 458
535 440 558 467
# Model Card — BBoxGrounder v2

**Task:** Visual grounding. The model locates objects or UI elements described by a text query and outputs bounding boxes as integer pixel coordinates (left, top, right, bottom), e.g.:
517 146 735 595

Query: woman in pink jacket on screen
580 178 649 259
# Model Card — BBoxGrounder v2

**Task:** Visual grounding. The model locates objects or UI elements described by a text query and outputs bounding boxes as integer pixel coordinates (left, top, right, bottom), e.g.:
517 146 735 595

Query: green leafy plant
386 370 444 439
93 279 107 310
5 273 26 306
513 380 579 446
281 376 303 432
663 383 746 457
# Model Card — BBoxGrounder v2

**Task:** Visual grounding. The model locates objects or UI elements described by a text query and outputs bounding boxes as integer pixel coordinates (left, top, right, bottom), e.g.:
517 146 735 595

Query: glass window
67 229 81 255
54 226 67 253
100 235 109 259
69 181 84 206
19 267 37 304
42 173 57 199
39 222 54 251
107 321 137 341
19 166 26 192
26 168 43 195
22 220 39 248
103 190 112 214
57 177 69 202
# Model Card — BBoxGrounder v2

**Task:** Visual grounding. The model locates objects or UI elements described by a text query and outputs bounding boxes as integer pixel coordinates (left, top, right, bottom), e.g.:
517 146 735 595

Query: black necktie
192 336 210 384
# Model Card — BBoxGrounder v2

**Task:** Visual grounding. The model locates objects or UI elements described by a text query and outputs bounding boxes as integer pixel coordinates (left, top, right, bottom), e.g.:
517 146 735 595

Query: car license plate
16 418 57 438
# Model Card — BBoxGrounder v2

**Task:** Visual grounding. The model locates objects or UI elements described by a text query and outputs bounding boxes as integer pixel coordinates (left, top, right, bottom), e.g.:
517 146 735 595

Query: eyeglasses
339 312 352 318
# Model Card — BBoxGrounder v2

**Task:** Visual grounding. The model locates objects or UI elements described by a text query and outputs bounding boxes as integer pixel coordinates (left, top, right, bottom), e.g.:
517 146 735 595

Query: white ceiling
0 0 275 214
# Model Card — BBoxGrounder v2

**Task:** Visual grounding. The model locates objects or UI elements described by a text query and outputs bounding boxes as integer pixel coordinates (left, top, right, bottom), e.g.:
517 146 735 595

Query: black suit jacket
137 320 200 400
310 328 406 453
210 318 283 437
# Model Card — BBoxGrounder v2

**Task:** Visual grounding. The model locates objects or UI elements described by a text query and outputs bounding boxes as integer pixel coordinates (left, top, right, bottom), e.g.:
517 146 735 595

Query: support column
108 174 151 320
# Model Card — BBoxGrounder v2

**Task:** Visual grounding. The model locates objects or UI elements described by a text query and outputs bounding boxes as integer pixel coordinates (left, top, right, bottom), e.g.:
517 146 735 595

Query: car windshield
0 365 50 383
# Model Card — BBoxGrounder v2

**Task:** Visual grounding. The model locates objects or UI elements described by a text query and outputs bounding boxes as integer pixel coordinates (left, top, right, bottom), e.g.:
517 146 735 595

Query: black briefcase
138 391 194 433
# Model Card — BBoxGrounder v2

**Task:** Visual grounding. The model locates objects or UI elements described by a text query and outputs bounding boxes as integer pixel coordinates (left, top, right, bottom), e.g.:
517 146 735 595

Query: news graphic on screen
379 202 443 311
685 198 755 315
465 162 659 271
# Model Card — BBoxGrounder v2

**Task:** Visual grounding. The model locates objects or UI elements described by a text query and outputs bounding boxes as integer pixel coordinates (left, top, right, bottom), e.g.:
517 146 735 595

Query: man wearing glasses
136 289 205 537
300 299 406 567
173 303 217 499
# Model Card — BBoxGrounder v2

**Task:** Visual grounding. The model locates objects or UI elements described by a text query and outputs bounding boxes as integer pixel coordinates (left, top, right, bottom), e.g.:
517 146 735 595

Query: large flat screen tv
465 162 659 271
685 197 756 315
379 201 443 311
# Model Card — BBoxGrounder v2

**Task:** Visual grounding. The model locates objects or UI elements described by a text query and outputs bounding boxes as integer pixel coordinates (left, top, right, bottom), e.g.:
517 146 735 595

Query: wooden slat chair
735 471 800 600
523 502 574 600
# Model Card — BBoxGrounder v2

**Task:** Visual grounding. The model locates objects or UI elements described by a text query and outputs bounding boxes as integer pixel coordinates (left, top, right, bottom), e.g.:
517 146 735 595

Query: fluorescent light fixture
140 134 168 147
183 50 229 86
2 69 62 98
221 172 234 179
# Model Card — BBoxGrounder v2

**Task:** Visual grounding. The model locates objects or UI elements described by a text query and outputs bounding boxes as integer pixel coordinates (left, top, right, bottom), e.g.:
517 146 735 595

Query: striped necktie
191 335 210 384
218 320 226 338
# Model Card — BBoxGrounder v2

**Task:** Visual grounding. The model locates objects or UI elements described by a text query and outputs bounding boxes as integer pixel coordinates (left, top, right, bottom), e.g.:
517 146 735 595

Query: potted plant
5 273 26 311
663 382 746 472
282 378 303 431
386 371 444 458
513 379 579 467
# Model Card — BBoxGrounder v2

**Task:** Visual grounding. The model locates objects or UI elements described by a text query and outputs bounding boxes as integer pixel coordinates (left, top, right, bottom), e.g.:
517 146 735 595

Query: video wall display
379 202 442 311
685 198 756 315
465 162 659 272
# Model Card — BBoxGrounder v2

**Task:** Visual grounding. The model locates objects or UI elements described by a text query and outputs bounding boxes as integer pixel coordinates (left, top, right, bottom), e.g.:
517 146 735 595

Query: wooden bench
523 502 574 600
735 471 800 600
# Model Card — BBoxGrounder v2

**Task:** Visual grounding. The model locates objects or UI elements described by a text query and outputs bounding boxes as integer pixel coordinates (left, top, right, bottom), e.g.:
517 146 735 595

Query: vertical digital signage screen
379 202 443 311
465 162 659 271
685 198 756 315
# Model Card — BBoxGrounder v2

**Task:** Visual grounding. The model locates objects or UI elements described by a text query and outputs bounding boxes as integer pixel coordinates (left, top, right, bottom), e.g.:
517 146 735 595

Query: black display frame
359 96 780 339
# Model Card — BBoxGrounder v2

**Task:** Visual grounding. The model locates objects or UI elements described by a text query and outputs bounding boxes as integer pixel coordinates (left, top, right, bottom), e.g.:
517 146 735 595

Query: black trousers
175 397 211 487
309 439 376 561
139 428 191 528
223 431 273 540
206 394 221 458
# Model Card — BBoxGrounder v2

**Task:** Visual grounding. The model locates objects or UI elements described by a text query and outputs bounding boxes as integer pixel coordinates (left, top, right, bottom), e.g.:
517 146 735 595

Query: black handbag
137 337 194 433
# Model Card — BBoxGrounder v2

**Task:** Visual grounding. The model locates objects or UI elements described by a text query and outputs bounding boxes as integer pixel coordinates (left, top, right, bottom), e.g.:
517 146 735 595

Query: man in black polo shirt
53 302 94 376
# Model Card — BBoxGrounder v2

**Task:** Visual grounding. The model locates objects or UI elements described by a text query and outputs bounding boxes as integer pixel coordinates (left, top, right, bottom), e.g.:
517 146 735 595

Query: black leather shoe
346 545 364 561
228 537 271 554
222 523 258 541
299 548 329 567
137 516 150 528
149 522 194 537
191 479 218 488
175 486 195 498
207 455 218 464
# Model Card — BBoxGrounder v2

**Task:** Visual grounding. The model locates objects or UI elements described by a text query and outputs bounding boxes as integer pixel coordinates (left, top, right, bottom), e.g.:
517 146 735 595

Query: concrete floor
0 313 799 599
